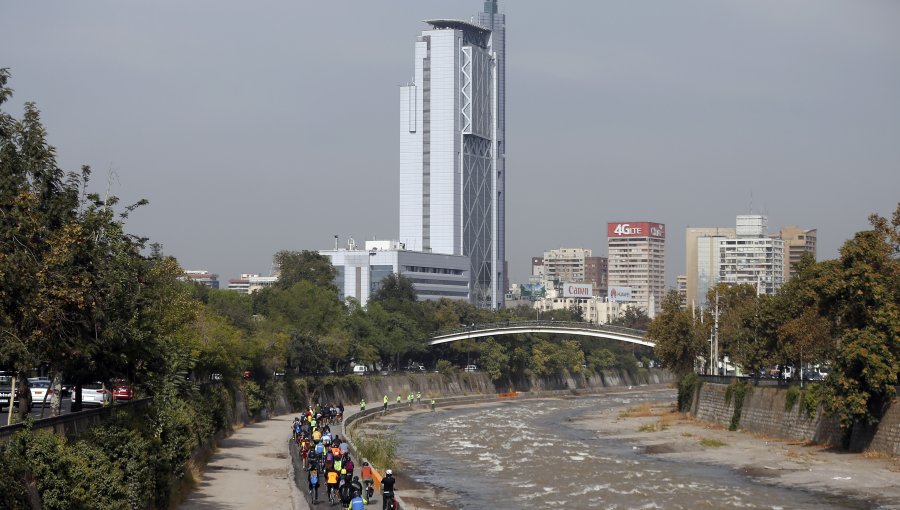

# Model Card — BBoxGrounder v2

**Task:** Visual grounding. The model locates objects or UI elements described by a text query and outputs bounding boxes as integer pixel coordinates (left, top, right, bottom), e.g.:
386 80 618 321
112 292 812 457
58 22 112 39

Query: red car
112 382 133 401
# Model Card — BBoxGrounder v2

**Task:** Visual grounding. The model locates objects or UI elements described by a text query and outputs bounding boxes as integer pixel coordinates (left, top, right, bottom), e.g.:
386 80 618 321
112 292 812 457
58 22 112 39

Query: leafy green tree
587 348 616 371
820 214 900 429
649 290 704 377
478 337 508 381
610 307 651 330
370 273 417 305
273 250 337 290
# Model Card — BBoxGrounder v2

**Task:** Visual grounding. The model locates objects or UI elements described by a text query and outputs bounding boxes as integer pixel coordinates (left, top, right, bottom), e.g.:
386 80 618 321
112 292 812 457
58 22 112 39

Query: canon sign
607 222 665 239
563 283 593 298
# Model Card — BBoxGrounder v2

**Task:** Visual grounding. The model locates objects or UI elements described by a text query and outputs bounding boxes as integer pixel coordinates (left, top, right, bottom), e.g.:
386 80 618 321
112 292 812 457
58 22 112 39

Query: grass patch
681 432 693 438
620 402 653 418
699 438 726 448
638 420 669 432
353 432 399 471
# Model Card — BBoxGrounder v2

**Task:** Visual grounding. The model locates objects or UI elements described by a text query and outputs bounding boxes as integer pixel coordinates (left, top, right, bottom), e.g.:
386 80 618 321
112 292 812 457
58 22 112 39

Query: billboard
608 286 633 302
520 283 546 299
607 222 665 239
562 283 593 298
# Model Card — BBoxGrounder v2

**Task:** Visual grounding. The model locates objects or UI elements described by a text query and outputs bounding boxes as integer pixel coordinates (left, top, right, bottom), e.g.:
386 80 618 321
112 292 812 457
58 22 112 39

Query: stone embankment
691 382 900 456
311 368 673 406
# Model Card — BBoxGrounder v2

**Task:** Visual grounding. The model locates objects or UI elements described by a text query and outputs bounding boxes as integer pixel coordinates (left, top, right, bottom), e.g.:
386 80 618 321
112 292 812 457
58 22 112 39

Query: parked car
81 382 111 407
464 365 478 372
352 365 368 376
0 373 32 412
111 381 133 401
29 380 54 406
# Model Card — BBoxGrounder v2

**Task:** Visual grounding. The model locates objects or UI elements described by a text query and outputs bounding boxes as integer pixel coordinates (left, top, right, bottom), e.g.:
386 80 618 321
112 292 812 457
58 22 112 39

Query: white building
399 3 506 310
688 215 786 304
226 273 277 294
181 270 219 289
718 215 784 295
320 241 470 306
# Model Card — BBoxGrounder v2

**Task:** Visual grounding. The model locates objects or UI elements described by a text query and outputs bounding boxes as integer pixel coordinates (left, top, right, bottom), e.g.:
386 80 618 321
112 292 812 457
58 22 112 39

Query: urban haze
2 0 898 284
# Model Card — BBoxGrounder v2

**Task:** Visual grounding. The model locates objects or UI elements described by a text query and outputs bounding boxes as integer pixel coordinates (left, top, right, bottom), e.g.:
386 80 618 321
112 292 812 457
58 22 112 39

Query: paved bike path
180 414 308 510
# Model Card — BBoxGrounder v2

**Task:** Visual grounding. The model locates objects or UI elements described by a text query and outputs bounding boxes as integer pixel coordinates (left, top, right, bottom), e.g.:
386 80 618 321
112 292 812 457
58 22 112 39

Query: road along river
387 389 893 509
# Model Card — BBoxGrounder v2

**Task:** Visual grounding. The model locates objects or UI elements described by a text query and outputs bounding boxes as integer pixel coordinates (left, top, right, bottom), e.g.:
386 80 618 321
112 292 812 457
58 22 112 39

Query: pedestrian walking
360 398 366 412
416 391 421 405
431 398 436 412
383 395 388 413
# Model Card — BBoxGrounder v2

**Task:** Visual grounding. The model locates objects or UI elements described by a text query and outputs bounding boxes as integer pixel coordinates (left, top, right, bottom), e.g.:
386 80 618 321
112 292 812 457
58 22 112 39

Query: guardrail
0 398 152 443
432 320 647 338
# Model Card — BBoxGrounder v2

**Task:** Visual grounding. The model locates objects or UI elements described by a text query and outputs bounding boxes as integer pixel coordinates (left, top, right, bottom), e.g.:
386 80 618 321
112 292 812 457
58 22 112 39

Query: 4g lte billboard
607 222 666 239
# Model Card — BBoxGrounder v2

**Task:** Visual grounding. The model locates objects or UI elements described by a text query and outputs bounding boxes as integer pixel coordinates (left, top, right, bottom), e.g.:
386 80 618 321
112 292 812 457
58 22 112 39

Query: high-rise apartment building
181 270 219 289
607 222 666 318
686 215 788 306
535 248 607 297
685 227 736 307
399 2 505 309
775 226 817 280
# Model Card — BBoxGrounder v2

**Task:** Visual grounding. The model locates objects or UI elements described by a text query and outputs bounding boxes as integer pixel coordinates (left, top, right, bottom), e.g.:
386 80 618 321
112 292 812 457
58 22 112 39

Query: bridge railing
431 320 646 338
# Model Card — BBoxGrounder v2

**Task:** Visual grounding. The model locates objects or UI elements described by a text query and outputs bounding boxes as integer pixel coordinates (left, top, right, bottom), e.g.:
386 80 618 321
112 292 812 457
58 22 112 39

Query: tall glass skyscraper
399 1 506 309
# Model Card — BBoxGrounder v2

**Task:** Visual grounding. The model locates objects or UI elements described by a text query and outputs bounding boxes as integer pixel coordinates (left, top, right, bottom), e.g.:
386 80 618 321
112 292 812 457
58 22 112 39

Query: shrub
784 385 801 412
725 380 753 431
699 438 725 448
677 372 701 412
353 432 399 471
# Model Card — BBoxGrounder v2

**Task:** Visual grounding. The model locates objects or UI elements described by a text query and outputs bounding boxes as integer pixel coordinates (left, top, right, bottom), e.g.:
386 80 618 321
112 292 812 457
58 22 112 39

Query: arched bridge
427 320 652 347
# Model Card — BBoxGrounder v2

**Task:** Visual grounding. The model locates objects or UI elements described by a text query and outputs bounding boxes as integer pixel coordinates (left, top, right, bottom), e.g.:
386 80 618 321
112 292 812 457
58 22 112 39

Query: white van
352 365 368 376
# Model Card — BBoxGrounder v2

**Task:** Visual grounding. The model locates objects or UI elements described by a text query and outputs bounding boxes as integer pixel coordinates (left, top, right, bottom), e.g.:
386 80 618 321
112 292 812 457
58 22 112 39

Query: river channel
394 390 871 509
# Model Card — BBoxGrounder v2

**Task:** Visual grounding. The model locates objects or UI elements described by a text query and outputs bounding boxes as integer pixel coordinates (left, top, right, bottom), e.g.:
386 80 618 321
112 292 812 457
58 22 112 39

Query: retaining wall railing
0 398 152 443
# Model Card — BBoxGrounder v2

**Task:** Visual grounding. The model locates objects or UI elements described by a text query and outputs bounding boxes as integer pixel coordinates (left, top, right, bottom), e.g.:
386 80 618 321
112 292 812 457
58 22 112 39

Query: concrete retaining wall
692 382 900 455
311 368 674 405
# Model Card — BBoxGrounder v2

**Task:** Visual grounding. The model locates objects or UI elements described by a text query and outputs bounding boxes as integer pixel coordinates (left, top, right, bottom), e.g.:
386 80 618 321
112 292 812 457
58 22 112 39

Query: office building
776 226 817 280
321 240 470 306
226 274 278 294
685 227 736 307
607 222 666 318
399 1 506 309
181 270 219 289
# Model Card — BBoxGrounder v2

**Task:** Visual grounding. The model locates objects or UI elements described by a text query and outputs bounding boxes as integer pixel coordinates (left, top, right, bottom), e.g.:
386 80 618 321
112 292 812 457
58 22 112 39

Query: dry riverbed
570 401 900 509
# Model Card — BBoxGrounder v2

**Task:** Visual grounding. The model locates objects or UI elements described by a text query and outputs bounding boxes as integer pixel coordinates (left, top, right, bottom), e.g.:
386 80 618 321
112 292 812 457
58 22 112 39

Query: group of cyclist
293 404 397 509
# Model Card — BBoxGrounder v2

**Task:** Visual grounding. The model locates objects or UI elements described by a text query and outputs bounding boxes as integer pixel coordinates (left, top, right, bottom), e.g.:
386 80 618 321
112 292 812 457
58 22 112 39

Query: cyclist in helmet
381 469 396 510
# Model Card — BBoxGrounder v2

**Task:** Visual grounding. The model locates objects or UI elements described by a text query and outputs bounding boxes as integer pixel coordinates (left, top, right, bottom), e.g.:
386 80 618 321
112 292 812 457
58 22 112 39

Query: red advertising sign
607 222 665 239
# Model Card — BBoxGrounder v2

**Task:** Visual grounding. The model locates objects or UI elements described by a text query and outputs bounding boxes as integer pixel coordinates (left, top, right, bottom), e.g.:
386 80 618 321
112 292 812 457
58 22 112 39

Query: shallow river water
395 391 871 509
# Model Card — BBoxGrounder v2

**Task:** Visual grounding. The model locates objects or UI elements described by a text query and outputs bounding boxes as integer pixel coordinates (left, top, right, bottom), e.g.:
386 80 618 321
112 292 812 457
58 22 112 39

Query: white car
464 365 478 372
81 382 111 407
29 380 54 406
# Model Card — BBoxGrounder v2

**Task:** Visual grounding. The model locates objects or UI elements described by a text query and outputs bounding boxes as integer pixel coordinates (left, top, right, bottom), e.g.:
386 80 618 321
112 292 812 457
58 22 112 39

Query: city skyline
1 1 898 287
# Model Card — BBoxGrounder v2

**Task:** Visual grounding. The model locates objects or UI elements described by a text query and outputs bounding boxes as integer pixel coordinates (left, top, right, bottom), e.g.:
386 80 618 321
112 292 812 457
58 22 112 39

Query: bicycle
382 492 397 510
328 485 337 506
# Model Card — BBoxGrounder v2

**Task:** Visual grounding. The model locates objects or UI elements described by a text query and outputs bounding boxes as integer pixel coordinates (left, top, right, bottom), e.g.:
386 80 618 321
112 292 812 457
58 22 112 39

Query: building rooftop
425 19 491 36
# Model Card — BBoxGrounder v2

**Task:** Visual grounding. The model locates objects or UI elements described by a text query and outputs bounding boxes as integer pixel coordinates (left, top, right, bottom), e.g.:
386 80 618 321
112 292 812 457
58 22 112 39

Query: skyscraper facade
399 2 505 309
607 222 666 318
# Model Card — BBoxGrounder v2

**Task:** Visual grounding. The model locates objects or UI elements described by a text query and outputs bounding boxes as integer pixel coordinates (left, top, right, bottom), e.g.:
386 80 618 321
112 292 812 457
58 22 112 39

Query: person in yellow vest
416 391 421 405
431 398 436 412
383 395 389 413
326 467 340 502
407 393 413 406
396 394 402 406
360 398 366 411
312 428 322 443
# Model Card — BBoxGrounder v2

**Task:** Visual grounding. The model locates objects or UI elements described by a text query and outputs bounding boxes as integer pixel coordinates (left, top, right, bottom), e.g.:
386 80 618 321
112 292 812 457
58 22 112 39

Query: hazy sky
3 1 899 285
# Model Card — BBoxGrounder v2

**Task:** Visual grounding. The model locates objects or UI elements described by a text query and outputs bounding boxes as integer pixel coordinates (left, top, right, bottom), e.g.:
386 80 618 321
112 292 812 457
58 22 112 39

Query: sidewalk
180 414 308 510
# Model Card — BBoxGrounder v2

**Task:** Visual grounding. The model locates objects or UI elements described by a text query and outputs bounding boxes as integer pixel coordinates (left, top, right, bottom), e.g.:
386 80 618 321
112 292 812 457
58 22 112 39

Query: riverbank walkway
179 413 311 510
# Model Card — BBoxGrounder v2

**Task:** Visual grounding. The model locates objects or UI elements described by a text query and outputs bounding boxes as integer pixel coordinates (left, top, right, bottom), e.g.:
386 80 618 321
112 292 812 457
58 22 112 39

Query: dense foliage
650 204 900 430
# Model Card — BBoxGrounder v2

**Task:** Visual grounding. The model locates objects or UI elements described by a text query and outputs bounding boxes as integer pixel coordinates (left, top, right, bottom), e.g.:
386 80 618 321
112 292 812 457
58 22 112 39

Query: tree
478 338 508 382
273 250 337 290
370 273 417 307
610 307 651 330
820 215 900 429
648 290 704 377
